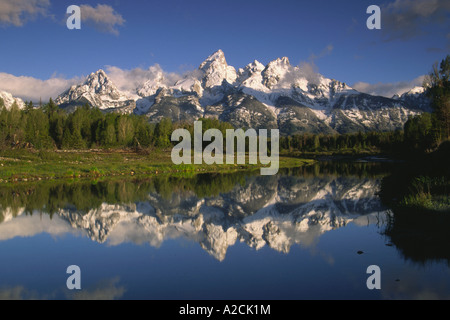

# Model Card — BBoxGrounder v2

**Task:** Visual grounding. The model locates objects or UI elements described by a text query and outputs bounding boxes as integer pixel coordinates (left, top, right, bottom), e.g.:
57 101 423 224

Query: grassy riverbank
379 141 450 214
0 149 315 183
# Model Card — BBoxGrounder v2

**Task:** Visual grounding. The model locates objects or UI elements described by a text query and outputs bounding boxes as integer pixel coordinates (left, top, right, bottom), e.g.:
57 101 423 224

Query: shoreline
0 149 316 184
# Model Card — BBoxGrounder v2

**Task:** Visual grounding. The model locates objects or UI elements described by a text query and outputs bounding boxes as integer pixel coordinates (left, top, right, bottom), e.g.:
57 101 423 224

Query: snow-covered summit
199 49 237 88
403 86 425 97
393 86 430 111
137 70 167 97
56 69 136 112
261 57 291 89
0 91 25 109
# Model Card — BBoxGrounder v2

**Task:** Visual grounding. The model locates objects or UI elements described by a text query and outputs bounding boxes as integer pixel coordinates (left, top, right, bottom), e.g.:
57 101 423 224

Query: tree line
0 98 237 151
279 130 403 154
0 100 173 150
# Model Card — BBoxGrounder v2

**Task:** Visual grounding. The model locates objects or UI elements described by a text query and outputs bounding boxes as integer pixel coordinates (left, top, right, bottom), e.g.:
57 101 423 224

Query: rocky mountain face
393 86 431 111
55 50 430 134
55 70 136 114
0 91 25 110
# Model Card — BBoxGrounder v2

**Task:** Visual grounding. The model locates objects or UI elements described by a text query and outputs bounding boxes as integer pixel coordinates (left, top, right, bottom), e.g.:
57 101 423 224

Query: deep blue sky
0 0 448 99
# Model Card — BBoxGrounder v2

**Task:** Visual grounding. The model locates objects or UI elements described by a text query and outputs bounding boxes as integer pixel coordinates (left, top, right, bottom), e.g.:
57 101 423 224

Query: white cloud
0 72 83 102
69 278 125 300
0 64 188 103
80 4 125 35
0 211 79 241
309 44 334 61
279 43 334 86
0 0 50 26
352 75 425 98
382 0 450 41
105 65 185 94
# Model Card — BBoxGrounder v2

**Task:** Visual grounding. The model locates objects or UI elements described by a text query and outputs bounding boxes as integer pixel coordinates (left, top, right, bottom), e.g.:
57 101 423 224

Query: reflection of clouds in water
0 212 82 241
0 286 41 300
68 277 126 301
381 268 450 300
0 278 125 300
0 285 59 300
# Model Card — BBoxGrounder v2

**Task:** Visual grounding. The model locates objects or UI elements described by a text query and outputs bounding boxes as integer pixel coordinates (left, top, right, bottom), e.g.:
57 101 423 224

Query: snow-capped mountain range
52 49 430 134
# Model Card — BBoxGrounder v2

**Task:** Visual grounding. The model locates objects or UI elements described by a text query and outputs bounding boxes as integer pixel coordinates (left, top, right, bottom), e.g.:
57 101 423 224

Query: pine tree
155 117 173 148
7 102 23 145
25 109 52 149
424 55 450 141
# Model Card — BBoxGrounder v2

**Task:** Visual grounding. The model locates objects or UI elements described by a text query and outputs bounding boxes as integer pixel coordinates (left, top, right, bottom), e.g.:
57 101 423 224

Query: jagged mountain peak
199 49 237 88
262 57 292 89
84 69 118 92
236 60 266 87
393 86 426 100
393 85 430 111
90 68 107 78
242 60 265 73
138 71 166 97
55 69 135 112
57 68 122 100
200 49 227 69
271 56 291 66
171 50 237 92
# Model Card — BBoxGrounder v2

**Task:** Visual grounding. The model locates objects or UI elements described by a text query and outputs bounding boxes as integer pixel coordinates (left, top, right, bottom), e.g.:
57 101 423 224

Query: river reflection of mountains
0 162 448 264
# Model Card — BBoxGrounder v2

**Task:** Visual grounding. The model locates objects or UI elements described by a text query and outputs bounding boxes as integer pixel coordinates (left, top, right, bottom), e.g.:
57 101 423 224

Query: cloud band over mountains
352 75 425 98
0 72 82 102
0 64 425 103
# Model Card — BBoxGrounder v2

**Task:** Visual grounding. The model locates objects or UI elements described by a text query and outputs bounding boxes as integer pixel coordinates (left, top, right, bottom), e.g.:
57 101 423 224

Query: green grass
0 149 316 183
399 176 450 213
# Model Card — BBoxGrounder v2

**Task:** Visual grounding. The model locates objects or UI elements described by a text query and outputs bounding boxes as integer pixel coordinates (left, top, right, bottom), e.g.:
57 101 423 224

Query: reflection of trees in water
384 210 450 266
282 161 393 179
0 172 251 220
0 161 393 221
378 148 450 265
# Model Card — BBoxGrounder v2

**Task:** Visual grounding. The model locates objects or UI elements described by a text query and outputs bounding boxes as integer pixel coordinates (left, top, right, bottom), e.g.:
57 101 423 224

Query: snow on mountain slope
393 86 431 111
137 70 166 97
199 49 237 88
0 91 25 109
53 50 429 134
55 70 136 113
